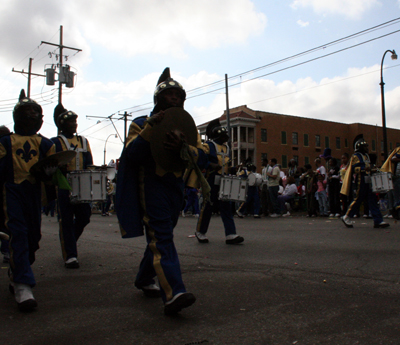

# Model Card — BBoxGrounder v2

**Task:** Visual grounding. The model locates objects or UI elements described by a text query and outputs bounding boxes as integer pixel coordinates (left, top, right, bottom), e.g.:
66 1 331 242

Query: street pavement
1 212 400 345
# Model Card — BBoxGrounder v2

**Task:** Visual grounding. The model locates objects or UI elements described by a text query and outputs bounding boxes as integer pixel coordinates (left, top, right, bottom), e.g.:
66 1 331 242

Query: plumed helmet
353 134 368 152
54 103 78 129
13 89 43 133
153 67 186 112
206 118 229 143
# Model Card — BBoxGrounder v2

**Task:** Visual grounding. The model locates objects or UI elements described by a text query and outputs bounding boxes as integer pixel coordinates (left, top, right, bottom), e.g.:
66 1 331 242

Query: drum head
150 107 198 172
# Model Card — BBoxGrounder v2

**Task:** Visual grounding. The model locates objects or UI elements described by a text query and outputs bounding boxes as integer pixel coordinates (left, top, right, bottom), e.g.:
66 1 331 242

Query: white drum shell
371 172 393 193
254 173 263 187
247 174 256 186
218 176 248 202
68 170 107 203
248 173 263 187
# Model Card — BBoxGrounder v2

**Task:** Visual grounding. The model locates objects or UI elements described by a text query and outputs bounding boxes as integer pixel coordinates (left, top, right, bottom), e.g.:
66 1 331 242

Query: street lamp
104 134 118 165
380 49 397 160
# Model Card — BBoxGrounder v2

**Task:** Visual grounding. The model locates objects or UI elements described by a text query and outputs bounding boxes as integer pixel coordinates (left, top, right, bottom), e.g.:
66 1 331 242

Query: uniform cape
380 147 400 174
116 118 147 238
340 155 356 196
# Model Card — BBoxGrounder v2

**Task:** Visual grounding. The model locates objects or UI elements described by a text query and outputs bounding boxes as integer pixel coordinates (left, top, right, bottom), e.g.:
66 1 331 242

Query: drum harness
355 152 372 184
209 140 230 177
58 134 88 171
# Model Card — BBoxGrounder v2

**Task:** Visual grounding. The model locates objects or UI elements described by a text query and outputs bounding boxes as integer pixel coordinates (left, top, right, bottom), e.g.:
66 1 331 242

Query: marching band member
116 68 207 315
341 135 389 229
0 90 56 311
51 104 93 269
236 163 261 218
380 146 400 219
194 119 244 244
0 125 11 264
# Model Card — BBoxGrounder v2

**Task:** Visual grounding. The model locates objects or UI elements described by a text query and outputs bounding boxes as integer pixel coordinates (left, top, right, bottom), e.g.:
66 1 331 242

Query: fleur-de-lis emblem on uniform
16 141 37 163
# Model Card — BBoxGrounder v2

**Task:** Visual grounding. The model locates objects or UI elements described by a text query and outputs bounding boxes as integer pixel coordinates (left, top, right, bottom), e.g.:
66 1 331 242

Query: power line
186 29 400 100
112 18 400 117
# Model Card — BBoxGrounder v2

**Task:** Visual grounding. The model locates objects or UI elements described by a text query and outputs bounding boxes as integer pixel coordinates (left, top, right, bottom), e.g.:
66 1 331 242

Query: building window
248 128 254 143
315 135 321 147
282 155 287 168
233 127 238 142
240 127 246 142
397 142 400 148
293 155 298 163
345 138 348 148
336 137 340 149
292 132 298 145
325 136 330 148
281 131 287 145
261 128 267 142
305 156 309 165
381 141 384 152
261 153 268 162
390 142 393 151
304 134 309 147
372 139 376 151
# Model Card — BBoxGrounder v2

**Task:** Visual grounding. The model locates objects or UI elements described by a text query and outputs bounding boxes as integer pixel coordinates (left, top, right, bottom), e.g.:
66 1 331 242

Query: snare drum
218 176 248 202
371 172 393 193
248 173 263 187
67 170 107 203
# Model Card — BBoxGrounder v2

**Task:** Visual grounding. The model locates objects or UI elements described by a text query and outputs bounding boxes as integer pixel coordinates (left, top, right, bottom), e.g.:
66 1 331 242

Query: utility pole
225 74 232 165
12 58 45 97
86 112 131 146
41 25 82 104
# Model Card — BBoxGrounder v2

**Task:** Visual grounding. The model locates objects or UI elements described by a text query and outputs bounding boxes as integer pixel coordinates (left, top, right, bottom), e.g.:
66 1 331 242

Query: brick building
197 105 400 172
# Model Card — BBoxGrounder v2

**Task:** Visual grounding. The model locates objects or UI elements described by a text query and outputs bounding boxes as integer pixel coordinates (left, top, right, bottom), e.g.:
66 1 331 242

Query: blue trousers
238 186 260 215
197 182 236 236
6 181 42 287
346 176 383 225
184 188 200 215
58 189 91 260
134 174 186 303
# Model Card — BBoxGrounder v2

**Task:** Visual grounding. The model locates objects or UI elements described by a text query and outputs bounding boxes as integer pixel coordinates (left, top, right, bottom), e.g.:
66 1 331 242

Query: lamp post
104 134 118 165
380 49 397 160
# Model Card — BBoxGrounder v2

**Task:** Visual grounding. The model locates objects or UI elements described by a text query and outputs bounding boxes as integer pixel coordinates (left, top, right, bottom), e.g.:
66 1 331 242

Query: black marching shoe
195 232 209 243
373 222 390 229
226 235 244 245
14 283 37 312
341 215 354 228
136 283 161 298
65 257 80 269
164 292 196 315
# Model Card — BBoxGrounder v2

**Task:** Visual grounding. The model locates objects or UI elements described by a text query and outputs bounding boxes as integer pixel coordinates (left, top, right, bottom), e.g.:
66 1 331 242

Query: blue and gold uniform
0 131 55 286
196 140 238 236
116 68 207 314
341 137 386 228
51 132 93 263
195 119 244 244
117 114 206 304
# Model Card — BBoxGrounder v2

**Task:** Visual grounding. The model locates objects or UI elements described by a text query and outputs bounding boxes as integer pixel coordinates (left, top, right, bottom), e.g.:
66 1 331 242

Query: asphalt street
1 212 399 345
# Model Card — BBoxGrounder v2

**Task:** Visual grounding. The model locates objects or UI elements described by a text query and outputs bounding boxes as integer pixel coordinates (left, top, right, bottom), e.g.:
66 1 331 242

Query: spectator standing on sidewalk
267 158 281 217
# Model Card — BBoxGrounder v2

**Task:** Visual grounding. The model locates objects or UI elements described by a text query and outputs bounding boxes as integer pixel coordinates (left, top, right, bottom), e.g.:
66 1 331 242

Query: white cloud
290 0 381 19
75 0 266 57
0 0 266 65
193 65 400 131
297 19 310 28
297 20 309 27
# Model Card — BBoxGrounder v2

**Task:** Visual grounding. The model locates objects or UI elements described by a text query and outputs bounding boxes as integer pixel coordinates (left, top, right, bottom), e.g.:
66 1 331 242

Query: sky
1 0 400 165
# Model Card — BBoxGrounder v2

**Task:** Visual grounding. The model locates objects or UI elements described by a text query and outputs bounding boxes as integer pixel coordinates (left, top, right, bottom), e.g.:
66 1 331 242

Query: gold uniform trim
138 166 173 301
